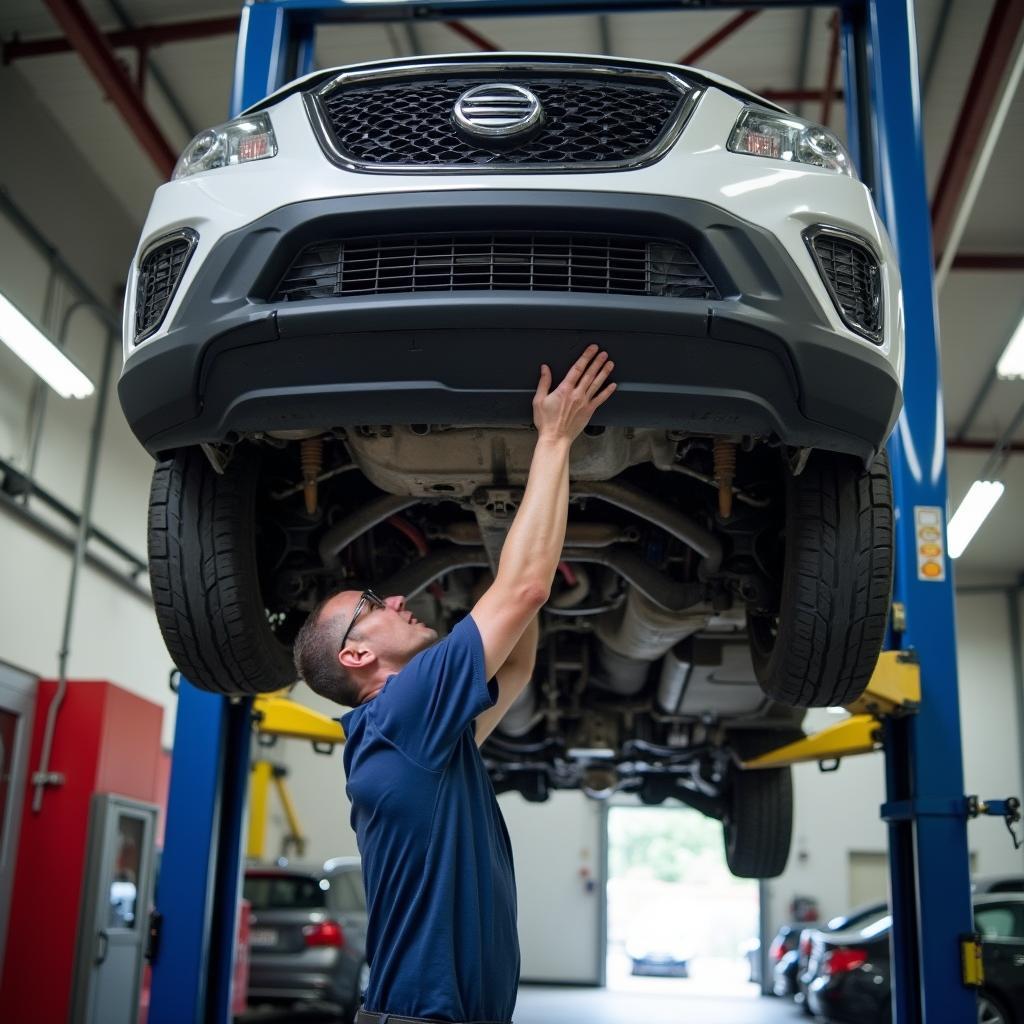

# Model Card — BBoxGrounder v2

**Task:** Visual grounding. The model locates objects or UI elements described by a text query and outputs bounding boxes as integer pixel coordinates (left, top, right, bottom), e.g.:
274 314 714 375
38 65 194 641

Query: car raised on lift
119 53 903 880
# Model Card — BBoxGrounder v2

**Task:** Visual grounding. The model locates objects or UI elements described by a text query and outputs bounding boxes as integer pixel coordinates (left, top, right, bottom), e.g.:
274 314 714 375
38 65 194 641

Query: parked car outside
243 858 368 1020
739 936 761 985
119 53 904 878
805 893 1024 1024
626 920 692 977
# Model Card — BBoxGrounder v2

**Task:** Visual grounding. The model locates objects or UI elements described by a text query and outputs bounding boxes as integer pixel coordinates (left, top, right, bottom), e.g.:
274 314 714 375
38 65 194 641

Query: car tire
723 764 793 879
978 991 1009 1024
148 445 295 695
747 448 893 708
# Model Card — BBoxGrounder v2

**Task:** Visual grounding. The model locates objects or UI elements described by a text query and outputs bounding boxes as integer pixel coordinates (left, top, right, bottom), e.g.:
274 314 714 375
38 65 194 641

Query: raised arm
470 344 616 680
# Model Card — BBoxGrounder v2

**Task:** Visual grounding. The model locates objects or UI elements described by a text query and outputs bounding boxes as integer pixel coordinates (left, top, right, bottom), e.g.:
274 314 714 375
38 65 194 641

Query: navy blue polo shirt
340 615 520 1022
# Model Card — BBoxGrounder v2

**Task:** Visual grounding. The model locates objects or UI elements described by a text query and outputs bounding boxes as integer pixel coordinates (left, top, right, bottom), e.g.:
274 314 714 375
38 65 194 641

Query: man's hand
533 344 616 443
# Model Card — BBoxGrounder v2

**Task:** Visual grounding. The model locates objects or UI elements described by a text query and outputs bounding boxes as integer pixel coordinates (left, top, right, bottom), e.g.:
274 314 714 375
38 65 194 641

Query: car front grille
309 65 693 171
272 232 719 302
134 230 197 343
806 230 883 343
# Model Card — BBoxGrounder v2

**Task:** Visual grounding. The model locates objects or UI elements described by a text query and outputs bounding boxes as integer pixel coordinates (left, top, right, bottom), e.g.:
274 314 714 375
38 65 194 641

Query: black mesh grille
135 232 195 342
315 77 686 168
810 233 883 341
272 233 719 302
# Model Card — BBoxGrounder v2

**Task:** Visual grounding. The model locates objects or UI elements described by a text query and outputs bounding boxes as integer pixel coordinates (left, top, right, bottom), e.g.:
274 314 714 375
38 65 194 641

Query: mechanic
293 345 616 1024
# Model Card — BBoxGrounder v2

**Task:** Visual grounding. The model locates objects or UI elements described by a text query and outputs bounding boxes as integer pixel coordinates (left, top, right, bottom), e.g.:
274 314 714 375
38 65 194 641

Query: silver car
243 858 369 1018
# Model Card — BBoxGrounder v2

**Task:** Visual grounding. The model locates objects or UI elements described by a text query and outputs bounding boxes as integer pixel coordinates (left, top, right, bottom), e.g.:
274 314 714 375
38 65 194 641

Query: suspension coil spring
713 439 737 519
300 437 324 515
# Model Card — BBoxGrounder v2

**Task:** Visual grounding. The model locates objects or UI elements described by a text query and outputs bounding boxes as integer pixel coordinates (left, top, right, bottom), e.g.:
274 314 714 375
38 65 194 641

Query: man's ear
339 644 376 671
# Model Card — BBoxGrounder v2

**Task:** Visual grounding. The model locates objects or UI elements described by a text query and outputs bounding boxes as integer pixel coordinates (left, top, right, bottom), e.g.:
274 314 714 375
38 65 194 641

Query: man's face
333 590 438 669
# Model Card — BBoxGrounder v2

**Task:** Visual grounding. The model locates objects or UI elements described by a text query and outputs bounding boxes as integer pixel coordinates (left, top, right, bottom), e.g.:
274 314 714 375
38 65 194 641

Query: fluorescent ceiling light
947 480 1005 559
0 293 94 399
997 314 1024 380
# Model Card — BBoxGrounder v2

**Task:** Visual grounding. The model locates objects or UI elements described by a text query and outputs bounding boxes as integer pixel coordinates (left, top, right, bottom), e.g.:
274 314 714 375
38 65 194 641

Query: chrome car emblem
452 83 544 139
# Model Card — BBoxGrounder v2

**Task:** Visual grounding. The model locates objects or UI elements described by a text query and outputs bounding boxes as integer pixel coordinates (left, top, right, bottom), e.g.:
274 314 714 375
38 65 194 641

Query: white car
119 54 903 877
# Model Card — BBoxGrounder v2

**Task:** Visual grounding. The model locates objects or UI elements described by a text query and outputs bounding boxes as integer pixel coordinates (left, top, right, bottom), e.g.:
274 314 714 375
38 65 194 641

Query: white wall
0 65 178 746
499 790 604 984
764 589 1024 934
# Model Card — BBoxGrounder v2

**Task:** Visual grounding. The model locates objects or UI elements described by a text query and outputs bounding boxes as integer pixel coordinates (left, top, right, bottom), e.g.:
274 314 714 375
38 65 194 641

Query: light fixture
996 313 1024 380
0 293 94 399
947 480 1005 559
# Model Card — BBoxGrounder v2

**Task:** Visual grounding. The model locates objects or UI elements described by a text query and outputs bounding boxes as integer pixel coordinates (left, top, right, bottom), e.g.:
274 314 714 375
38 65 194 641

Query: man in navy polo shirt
294 346 616 1024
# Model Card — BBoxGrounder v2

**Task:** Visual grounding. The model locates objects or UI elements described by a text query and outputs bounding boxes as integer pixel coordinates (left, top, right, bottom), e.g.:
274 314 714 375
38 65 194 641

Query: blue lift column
845 3 977 1022
153 5 980 1022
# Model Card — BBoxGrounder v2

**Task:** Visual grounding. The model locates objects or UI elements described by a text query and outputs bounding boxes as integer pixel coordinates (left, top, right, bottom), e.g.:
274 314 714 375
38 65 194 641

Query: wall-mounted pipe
32 332 117 812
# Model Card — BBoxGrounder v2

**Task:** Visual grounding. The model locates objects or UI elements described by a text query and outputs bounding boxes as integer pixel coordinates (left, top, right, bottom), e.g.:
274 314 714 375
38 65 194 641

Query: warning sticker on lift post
914 506 946 581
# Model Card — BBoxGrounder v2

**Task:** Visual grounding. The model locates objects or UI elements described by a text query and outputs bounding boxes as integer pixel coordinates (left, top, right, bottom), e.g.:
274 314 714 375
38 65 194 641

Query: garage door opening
606 804 760 997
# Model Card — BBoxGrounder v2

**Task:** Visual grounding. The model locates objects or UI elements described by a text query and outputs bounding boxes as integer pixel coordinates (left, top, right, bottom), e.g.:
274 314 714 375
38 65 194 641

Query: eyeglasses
339 589 386 653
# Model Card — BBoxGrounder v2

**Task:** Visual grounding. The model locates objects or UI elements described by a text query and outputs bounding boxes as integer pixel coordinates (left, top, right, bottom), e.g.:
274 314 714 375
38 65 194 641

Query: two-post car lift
149 4 1004 1022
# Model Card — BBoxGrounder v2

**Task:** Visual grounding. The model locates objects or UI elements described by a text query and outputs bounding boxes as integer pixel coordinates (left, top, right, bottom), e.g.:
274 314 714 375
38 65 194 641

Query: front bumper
119 190 901 461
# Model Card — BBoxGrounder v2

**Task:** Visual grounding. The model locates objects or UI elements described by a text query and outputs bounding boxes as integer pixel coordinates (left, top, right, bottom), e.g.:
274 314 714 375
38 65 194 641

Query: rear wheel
148 445 295 694
723 764 793 879
747 449 893 708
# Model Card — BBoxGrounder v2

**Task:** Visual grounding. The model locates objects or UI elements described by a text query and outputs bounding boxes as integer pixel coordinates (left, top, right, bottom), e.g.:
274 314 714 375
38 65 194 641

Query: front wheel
148 445 295 694
747 449 893 708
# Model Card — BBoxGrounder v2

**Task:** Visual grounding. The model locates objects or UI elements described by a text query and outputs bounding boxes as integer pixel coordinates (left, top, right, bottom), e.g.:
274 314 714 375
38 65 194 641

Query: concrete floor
241 986 803 1024
515 985 803 1024
240 959 802 1023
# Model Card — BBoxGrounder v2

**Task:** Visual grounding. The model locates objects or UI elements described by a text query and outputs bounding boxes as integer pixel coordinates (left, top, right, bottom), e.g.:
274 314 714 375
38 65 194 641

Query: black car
806 893 1024 1024
795 901 888 1011
243 859 369 1019
768 922 804 996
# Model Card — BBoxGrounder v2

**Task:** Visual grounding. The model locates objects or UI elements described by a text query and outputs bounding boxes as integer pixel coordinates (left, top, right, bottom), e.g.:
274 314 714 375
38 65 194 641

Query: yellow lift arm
742 651 921 770
247 691 347 861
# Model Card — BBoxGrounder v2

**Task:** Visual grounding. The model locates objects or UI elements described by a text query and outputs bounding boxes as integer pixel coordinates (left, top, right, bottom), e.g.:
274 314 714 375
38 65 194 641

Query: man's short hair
293 593 362 707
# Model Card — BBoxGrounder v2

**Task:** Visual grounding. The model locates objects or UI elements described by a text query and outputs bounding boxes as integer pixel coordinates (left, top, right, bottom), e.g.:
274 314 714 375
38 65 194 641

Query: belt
355 1009 512 1024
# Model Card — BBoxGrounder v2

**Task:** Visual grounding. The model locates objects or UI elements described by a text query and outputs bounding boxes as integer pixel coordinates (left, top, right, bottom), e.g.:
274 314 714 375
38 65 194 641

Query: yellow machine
246 692 346 861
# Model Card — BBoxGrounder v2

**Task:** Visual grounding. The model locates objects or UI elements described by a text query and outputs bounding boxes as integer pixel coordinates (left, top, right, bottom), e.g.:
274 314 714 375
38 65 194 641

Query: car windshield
243 873 326 910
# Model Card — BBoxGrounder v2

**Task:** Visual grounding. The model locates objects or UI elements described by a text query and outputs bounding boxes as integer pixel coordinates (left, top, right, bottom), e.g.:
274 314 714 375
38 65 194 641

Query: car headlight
727 107 855 178
172 113 277 180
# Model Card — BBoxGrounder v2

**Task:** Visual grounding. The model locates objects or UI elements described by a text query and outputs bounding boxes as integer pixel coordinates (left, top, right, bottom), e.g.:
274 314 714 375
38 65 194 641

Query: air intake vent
308 64 695 171
134 230 197 343
805 229 883 343
272 232 719 302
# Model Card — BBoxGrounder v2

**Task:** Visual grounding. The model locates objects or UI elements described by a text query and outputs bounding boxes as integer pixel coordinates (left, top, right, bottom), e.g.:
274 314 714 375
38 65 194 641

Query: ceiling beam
947 439 1024 454
444 20 502 51
3 15 239 61
952 254 1024 271
678 10 758 67
39 0 176 178
931 0 1024 277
